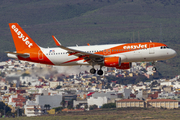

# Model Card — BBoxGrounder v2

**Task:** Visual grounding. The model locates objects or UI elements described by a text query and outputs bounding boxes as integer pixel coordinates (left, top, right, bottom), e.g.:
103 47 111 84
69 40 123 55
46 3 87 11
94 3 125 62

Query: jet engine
116 62 132 69
104 57 121 67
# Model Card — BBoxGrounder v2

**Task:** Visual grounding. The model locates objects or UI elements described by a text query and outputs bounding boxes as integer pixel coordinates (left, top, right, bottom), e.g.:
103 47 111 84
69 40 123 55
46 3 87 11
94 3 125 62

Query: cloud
54 65 91 75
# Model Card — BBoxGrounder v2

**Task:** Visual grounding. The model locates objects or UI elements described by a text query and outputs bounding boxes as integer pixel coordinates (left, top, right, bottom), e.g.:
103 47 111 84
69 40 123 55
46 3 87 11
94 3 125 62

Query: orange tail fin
9 23 40 53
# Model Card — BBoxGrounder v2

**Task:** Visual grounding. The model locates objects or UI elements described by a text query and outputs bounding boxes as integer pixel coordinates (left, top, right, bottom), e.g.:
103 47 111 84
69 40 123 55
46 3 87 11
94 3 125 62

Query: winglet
52 35 61 46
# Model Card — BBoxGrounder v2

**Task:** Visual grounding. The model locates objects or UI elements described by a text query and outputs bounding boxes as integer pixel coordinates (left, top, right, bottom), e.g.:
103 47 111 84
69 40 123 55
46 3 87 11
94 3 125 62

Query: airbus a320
6 23 177 75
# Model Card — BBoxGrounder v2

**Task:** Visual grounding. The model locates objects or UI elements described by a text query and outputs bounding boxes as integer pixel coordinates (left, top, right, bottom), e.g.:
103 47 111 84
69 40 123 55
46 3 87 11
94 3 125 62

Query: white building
172 81 180 89
160 81 172 86
118 88 132 99
158 92 175 99
49 81 63 88
0 81 6 88
35 94 62 109
8 95 17 107
133 85 146 91
87 96 108 108
20 76 40 86
38 88 49 96
24 100 43 117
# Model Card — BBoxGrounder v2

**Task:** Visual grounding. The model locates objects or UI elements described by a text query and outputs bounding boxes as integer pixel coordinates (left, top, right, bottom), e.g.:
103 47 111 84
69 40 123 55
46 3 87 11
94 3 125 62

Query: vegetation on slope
2 108 180 120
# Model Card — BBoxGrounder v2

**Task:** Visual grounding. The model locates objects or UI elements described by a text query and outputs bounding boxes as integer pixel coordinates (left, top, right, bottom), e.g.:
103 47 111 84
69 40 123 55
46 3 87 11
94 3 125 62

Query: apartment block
147 99 178 109
116 99 144 108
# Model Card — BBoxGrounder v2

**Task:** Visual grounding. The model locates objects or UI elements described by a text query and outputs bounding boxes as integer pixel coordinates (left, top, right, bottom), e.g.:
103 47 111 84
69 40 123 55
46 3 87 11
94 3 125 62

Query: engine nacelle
116 62 132 69
104 57 121 67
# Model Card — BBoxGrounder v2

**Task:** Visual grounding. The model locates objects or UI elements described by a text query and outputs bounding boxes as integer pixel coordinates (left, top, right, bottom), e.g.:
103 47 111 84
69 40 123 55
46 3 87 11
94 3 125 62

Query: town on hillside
0 59 180 117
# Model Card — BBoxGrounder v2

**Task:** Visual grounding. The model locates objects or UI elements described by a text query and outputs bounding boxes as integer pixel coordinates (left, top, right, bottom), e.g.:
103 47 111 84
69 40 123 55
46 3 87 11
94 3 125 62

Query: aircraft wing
5 51 30 58
58 45 104 58
52 36 104 60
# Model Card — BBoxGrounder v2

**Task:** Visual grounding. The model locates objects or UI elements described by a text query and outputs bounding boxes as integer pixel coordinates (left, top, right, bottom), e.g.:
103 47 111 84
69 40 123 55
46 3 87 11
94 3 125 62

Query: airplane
6 23 177 75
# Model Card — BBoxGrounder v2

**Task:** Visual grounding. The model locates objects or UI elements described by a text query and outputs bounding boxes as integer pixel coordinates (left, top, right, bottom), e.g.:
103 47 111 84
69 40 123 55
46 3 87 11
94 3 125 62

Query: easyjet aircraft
6 23 177 75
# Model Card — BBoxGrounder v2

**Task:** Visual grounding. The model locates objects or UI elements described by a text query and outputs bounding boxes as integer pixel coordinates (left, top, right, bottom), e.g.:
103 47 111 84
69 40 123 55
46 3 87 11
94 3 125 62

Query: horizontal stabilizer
5 51 30 58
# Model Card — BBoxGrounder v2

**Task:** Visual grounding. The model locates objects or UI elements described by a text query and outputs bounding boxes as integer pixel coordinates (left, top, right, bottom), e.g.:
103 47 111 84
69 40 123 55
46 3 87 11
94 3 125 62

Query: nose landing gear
152 67 156 71
152 61 157 71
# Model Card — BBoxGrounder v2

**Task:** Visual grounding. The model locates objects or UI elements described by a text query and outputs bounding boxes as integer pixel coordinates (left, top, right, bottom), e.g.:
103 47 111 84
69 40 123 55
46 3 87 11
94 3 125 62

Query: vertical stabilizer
9 23 39 52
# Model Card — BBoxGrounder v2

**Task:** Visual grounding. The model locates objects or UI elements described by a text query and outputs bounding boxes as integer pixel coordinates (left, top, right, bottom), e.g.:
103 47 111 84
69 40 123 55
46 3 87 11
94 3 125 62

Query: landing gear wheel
90 68 96 74
152 67 156 71
97 70 103 75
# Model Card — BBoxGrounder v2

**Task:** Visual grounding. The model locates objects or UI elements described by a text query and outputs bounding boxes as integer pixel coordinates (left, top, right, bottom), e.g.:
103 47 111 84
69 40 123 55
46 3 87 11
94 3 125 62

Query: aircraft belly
125 49 168 62
47 55 77 65
126 51 143 62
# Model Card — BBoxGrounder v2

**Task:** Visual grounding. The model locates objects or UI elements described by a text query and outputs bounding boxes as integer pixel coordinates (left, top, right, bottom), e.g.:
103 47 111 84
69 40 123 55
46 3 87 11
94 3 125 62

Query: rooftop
147 99 178 102
117 99 143 102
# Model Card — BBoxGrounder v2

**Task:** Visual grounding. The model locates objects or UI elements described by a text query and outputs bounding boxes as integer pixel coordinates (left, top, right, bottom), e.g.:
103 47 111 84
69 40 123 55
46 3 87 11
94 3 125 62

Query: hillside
0 0 180 77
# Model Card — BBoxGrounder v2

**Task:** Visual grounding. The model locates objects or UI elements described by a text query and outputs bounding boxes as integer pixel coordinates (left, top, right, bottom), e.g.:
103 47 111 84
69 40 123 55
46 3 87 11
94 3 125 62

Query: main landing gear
90 68 96 74
90 67 103 75
97 69 103 75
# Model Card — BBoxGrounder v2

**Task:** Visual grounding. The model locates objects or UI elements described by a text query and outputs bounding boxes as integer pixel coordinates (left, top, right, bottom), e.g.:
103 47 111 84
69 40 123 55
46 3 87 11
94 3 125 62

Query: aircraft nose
169 49 177 58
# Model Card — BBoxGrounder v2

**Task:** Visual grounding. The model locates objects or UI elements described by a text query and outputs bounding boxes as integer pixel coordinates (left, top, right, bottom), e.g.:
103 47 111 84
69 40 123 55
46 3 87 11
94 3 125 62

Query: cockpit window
160 46 169 49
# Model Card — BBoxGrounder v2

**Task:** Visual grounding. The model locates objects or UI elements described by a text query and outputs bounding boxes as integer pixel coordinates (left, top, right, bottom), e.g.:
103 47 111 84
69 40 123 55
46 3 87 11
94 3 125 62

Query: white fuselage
39 44 176 66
